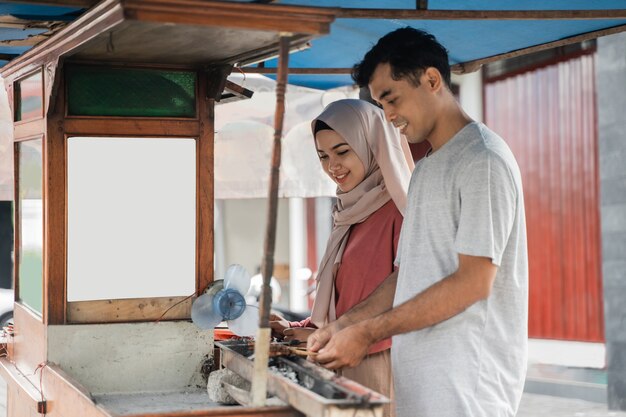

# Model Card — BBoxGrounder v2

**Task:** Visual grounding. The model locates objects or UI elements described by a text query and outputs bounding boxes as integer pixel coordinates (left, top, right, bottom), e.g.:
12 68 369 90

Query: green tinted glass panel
18 139 43 315
67 66 196 117
15 71 43 121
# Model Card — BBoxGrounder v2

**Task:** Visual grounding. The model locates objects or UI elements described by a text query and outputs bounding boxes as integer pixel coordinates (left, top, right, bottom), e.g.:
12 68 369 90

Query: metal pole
251 34 291 407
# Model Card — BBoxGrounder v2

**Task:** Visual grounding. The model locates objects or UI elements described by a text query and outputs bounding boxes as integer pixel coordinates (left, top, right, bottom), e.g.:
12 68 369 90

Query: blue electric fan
191 264 259 337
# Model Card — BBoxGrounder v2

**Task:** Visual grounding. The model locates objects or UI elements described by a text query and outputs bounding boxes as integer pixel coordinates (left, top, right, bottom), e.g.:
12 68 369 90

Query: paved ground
518 393 626 417
0 377 624 416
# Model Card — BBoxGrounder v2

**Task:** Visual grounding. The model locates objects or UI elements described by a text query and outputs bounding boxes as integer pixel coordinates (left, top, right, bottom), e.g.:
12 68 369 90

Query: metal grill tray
216 339 389 417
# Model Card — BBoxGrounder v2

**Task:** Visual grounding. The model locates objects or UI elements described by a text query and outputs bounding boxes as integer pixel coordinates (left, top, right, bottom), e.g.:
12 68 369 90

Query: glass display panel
17 139 43 314
15 71 43 121
66 66 196 117
66 137 196 301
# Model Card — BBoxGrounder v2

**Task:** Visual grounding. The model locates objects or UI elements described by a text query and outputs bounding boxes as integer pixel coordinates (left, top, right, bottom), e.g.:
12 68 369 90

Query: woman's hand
283 327 316 345
269 313 290 339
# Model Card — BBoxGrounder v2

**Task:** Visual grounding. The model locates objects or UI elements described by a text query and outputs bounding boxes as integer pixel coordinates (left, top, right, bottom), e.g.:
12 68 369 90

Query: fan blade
227 305 259 337
224 264 251 294
191 292 223 330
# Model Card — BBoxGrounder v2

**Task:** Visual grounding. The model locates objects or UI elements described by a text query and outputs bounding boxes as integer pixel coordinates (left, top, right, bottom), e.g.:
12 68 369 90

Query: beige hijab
310 99 414 328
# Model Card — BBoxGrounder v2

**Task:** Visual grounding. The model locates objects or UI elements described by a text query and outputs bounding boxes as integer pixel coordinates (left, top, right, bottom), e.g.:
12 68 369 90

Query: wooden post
251 34 291 407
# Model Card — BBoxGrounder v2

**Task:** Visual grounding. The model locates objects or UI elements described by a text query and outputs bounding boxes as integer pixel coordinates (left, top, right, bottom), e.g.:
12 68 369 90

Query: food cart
0 1 625 416
0 1 336 415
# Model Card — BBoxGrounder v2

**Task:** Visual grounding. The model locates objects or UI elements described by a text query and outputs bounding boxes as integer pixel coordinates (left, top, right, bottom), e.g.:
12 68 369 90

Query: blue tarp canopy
259 0 626 89
1 0 625 89
0 4 82 67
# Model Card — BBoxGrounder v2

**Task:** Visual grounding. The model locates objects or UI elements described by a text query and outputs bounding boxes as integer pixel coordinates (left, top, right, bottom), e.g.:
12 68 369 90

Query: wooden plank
67 24 312 68
122 407 302 417
123 0 336 35
63 118 201 137
206 65 233 100
0 34 50 47
13 134 46 144
0 16 68 30
219 80 254 104
0 357 46 414
338 8 626 19
197 75 214 294
12 304 46 384
0 53 18 60
124 9 329 36
1 0 97 7
66 296 193 323
6 380 36 416
41 363 114 417
45 73 66 325
127 0 336 21
12 144 20 315
240 67 351 74
452 24 626 73
4 82 14 123
14 119 45 140
44 59 59 115
221 36 312 68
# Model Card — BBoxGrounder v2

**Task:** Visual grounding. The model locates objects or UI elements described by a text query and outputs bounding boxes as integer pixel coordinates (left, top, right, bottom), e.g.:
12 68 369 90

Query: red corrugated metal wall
484 52 604 342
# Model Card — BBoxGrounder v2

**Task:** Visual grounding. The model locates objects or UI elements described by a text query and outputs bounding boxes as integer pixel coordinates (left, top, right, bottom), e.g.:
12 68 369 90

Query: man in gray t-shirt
308 28 528 417
392 121 528 416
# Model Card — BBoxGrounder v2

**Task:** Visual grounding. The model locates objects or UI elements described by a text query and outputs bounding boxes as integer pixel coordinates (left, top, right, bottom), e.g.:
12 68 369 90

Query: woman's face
315 129 366 193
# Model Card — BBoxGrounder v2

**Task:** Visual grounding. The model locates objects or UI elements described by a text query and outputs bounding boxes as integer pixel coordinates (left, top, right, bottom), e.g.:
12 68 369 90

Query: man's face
369 63 436 144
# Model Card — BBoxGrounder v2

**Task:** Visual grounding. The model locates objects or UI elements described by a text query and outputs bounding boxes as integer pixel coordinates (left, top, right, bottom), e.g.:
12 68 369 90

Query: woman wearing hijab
271 99 413 415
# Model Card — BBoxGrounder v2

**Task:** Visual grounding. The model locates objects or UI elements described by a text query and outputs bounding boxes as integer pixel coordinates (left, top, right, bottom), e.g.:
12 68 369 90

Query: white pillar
315 197 333 266
288 198 308 312
214 199 226 281
454 68 484 123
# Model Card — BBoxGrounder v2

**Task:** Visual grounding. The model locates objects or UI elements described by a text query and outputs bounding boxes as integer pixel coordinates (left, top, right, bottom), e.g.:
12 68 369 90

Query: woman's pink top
290 200 403 354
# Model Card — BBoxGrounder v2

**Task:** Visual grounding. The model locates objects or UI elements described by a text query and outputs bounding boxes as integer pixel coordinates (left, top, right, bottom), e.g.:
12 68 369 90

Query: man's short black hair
352 27 451 89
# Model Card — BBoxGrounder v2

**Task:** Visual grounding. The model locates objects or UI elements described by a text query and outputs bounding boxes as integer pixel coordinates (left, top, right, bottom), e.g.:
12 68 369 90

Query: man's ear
423 67 442 92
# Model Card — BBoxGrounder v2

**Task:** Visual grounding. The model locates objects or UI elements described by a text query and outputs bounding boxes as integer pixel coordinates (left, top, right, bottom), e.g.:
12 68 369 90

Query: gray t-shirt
393 122 528 417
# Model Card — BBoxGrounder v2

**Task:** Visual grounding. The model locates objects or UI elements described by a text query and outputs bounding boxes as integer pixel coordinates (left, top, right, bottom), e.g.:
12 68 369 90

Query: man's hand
313 323 373 369
304 270 397 352
269 313 290 339
307 320 344 353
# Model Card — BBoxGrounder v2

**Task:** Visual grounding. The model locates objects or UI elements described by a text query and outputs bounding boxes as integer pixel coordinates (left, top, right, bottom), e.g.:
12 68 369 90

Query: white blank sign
67 137 196 301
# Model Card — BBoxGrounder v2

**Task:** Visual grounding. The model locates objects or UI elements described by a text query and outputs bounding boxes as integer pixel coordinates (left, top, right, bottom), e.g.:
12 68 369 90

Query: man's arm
313 254 497 369
337 269 398 327
307 269 398 352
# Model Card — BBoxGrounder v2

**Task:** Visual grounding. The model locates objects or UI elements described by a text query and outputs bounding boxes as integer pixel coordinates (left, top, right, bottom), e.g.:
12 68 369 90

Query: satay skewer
287 347 318 357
